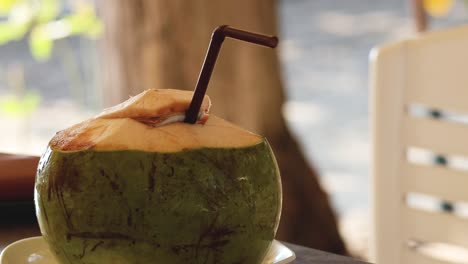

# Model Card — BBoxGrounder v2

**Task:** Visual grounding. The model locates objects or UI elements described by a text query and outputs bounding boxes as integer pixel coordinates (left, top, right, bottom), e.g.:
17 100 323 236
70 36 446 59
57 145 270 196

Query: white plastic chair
370 25 468 264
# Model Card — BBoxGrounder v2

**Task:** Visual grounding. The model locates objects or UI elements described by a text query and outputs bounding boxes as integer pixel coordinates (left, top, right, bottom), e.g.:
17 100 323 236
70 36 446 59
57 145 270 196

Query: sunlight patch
283 101 328 125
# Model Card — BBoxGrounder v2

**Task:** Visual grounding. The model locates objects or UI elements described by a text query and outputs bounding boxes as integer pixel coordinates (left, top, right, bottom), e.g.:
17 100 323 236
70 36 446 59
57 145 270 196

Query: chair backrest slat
402 207 468 249
404 116 468 156
403 248 454 264
402 163 468 202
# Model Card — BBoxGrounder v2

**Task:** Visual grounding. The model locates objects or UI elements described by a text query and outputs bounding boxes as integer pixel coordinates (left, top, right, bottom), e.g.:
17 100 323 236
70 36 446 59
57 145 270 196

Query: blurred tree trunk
99 0 347 254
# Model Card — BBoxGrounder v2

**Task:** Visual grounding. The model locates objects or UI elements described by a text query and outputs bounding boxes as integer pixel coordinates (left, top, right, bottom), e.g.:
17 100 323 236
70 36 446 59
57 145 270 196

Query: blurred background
0 0 467 259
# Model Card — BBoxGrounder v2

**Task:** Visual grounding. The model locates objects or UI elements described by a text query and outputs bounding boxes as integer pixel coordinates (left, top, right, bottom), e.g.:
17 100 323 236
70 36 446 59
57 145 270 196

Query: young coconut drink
35 26 282 264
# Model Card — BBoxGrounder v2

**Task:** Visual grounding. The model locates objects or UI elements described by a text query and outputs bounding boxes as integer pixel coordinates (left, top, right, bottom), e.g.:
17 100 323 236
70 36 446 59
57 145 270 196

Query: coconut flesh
35 89 281 264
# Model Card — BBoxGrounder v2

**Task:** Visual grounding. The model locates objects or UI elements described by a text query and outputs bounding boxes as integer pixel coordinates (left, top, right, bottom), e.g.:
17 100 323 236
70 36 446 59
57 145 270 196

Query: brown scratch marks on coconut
210 226 235 239
47 178 53 201
168 166 174 177
148 162 156 193
60 246 74 264
46 154 59 201
77 240 89 259
46 156 74 230
171 212 216 257
127 209 133 227
195 214 234 259
65 167 82 192
39 194 51 230
99 169 121 194
57 180 73 229
203 225 235 263
90 241 104 252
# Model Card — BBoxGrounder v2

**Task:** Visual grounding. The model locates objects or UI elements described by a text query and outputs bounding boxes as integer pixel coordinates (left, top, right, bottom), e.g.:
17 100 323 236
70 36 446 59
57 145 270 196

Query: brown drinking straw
184 25 278 124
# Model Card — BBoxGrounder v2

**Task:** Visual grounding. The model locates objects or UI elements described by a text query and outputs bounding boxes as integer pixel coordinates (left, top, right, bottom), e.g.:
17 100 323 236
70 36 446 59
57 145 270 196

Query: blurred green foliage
0 91 40 117
0 0 103 61
0 64 41 117
0 0 103 117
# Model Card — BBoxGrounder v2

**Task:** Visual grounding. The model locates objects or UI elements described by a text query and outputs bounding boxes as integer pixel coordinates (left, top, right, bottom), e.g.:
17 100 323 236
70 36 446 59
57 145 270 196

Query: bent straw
184 25 278 124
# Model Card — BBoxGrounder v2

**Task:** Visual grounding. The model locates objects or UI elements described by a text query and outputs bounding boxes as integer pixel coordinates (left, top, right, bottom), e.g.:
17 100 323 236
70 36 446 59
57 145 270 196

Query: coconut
35 89 282 264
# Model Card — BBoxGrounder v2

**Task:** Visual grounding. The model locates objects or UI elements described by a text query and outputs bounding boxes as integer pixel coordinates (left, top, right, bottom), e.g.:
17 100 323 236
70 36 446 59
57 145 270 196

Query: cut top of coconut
50 89 262 152
97 89 211 124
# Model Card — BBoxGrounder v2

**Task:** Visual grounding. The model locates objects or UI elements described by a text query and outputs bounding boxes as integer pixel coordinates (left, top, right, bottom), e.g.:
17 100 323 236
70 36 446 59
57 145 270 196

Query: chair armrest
0 154 39 200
